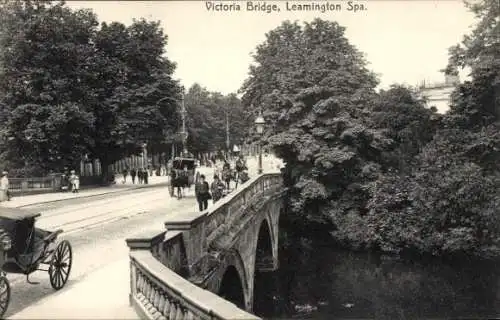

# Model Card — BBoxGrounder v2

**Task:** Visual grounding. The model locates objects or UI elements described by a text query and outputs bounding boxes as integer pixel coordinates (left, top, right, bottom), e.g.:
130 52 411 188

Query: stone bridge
125 172 284 319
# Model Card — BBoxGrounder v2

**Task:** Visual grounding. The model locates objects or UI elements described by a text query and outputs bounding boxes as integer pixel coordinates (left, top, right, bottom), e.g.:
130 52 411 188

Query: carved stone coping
164 173 281 231
131 250 260 320
126 229 170 250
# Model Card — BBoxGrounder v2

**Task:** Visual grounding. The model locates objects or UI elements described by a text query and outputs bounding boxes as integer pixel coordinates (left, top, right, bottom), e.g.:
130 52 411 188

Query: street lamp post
180 90 189 156
226 111 230 159
254 110 265 175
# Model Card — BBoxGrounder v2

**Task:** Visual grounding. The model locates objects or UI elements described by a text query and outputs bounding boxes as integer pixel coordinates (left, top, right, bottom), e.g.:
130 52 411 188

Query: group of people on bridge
164 154 250 212
193 155 250 211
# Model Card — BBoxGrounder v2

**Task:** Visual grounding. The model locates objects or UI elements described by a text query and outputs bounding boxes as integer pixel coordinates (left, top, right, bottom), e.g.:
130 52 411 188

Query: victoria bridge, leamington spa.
125 171 285 320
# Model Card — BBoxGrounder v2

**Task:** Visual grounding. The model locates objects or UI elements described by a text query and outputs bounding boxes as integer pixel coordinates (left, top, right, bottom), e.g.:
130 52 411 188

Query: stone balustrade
126 173 283 320
162 173 283 276
129 250 258 320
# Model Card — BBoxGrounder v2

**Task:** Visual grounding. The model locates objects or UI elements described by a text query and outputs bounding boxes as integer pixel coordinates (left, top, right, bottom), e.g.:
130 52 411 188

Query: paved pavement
6 156 280 319
7 188 199 319
1 175 170 208
1 156 280 209
9 258 137 319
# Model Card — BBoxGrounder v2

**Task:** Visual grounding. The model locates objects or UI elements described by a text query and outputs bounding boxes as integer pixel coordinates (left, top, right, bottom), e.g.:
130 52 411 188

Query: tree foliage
243 10 500 259
241 19 386 227
183 83 248 155
0 0 180 177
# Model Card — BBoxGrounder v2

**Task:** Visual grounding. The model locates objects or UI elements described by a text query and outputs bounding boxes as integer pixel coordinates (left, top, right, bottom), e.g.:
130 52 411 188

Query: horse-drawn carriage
0 207 72 317
168 157 197 198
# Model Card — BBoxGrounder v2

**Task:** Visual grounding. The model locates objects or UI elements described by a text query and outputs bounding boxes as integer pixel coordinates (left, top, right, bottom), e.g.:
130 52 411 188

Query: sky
66 0 476 95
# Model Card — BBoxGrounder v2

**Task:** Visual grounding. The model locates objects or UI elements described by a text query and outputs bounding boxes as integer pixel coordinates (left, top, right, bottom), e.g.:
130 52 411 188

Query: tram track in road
3 190 199 319
1 188 185 290
21 187 168 217
40 189 196 234
16 183 170 211
35 188 169 220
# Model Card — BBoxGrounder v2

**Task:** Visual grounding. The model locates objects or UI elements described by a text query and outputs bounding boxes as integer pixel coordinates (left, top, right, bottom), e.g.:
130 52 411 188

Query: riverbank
254 222 500 319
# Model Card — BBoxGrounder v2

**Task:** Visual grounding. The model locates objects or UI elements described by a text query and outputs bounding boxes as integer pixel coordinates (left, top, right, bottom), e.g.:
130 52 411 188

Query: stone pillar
244 254 256 313
125 230 167 305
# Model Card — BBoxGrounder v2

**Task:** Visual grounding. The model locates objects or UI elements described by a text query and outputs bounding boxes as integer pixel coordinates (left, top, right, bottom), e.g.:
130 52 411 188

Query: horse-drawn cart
0 207 73 317
169 157 197 198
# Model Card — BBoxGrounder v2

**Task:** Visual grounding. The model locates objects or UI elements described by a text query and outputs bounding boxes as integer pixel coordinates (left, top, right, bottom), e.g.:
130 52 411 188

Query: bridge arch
255 218 274 271
219 265 245 309
215 249 249 310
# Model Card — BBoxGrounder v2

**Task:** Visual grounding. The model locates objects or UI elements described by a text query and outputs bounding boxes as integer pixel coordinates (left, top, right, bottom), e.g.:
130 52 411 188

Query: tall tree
0 0 97 173
183 84 218 154
240 19 386 228
183 83 248 155
0 1 180 178
445 0 499 127
371 85 441 173
86 18 180 178
361 0 500 258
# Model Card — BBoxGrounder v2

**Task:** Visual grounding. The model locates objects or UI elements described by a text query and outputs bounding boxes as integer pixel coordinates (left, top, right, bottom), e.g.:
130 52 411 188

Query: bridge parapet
126 230 259 320
125 173 283 319
164 173 282 272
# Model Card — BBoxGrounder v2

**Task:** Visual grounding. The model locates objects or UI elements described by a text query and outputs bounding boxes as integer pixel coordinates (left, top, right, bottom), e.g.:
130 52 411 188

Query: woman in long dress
69 170 80 193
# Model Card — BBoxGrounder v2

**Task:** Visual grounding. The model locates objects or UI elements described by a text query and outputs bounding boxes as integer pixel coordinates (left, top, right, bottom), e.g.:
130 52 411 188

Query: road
2 157 278 318
3 182 199 318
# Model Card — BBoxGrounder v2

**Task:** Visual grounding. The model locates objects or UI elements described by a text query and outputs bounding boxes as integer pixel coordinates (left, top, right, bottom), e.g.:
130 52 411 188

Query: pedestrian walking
0 171 10 201
222 161 232 190
130 168 137 184
122 168 129 184
69 170 80 193
143 169 149 184
210 175 225 203
195 174 211 211
235 155 247 189
137 168 143 184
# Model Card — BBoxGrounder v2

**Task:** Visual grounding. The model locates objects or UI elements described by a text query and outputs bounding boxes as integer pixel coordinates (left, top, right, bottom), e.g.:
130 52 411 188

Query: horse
169 170 189 199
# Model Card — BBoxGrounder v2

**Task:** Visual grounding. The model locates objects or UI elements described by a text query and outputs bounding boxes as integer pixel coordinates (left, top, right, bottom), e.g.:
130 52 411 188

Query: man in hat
195 174 210 211
0 171 10 201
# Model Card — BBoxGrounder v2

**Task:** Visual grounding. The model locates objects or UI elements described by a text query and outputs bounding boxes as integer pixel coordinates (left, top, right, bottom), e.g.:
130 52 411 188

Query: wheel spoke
57 246 63 261
60 245 68 260
61 251 69 262
60 266 68 278
60 269 66 284
55 271 60 288
58 269 63 286
58 268 64 283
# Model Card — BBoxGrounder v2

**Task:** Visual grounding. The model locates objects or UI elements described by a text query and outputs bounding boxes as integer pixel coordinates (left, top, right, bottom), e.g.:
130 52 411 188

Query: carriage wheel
49 240 72 290
0 276 10 319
